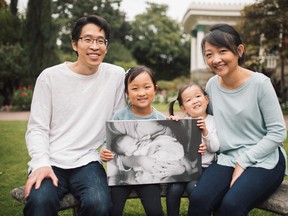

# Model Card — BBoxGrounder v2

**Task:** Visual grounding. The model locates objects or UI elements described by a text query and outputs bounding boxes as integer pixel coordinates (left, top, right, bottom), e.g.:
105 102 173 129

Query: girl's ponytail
169 99 177 116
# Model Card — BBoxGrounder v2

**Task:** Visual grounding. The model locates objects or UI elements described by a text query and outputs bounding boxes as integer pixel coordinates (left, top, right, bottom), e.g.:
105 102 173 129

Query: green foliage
0 0 8 9
9 0 18 15
158 76 191 91
23 0 60 81
240 0 288 69
158 80 177 91
239 0 288 104
11 85 33 111
0 3 30 106
0 43 27 105
2 0 191 107
155 76 192 104
105 42 135 64
0 7 22 43
57 49 77 63
128 2 190 80
113 60 137 72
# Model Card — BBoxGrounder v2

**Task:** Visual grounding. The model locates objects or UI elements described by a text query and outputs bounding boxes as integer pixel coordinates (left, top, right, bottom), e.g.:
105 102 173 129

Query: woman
188 23 287 216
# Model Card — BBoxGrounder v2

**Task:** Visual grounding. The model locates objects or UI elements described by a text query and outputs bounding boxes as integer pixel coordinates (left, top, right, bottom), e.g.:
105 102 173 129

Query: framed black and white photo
105 119 202 186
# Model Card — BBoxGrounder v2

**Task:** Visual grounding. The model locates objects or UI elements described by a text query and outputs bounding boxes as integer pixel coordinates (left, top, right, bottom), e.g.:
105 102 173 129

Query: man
24 15 126 216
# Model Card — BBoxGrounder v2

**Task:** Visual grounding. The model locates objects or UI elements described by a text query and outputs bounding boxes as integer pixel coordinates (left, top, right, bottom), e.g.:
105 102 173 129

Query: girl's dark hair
124 66 157 94
201 23 245 65
71 15 110 47
169 84 206 116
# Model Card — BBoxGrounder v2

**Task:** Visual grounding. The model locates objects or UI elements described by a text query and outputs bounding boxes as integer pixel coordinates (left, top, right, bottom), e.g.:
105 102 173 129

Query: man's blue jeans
24 161 111 216
188 149 286 216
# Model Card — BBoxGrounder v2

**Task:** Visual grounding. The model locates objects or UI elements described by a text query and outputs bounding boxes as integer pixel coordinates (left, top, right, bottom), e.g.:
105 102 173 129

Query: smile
88 53 100 57
214 64 225 69
193 104 201 109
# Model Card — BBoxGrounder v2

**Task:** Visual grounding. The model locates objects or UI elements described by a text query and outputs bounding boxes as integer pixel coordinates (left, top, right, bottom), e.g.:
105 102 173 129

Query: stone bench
11 180 288 216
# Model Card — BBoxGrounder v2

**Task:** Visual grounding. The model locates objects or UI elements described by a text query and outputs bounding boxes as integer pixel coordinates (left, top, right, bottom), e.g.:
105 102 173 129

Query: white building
181 0 255 74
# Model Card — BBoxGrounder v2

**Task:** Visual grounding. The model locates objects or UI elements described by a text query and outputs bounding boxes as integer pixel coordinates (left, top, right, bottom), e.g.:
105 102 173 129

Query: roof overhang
182 2 248 33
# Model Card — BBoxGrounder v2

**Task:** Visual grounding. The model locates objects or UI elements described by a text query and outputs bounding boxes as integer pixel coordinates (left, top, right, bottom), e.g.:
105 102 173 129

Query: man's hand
24 166 58 198
100 147 114 162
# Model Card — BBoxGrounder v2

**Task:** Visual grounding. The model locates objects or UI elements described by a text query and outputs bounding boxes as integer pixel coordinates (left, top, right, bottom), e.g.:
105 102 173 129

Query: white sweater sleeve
202 115 220 153
25 72 52 172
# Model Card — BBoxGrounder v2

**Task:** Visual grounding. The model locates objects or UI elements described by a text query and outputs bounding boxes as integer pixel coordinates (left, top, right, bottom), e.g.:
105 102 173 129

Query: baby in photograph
111 131 198 184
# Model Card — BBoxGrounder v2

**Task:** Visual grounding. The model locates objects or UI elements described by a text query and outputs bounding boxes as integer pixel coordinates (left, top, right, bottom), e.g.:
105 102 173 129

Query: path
0 111 30 121
1 111 288 129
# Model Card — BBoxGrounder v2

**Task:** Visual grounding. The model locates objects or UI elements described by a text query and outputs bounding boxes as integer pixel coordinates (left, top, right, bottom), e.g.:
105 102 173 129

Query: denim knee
219 197 247 216
166 183 186 216
167 183 185 198
70 162 111 216
80 194 110 216
24 180 59 216
185 180 197 195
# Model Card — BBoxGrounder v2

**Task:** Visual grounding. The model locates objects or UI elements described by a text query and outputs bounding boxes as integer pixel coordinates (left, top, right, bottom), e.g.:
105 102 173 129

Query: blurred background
1 0 288 112
1 1 288 216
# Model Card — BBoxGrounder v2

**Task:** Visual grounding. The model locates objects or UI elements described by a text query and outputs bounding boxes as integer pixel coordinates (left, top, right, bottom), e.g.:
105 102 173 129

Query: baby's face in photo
117 135 138 156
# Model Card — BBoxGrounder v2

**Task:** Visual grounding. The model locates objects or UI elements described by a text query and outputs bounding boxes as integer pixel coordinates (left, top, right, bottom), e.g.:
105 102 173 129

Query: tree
0 3 26 106
0 6 21 44
128 3 190 80
23 0 60 81
0 0 7 9
10 0 18 15
240 0 288 104
0 43 26 106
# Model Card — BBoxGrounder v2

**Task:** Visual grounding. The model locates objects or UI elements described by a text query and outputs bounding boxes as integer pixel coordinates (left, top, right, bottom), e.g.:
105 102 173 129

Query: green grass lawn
0 120 286 216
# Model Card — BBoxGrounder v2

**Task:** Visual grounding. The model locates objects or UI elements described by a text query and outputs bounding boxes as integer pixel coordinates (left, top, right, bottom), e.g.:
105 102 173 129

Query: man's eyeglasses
79 36 108 46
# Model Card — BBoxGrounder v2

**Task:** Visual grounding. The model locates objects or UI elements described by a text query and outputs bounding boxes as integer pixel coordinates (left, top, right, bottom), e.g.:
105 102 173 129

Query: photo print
106 119 202 186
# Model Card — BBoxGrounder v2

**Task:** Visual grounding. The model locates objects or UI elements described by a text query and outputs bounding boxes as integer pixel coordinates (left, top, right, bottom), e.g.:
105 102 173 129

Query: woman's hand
230 163 244 188
100 147 114 162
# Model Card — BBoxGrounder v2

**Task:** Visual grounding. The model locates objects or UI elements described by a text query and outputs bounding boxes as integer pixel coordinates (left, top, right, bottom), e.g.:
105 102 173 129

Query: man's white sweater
26 62 126 172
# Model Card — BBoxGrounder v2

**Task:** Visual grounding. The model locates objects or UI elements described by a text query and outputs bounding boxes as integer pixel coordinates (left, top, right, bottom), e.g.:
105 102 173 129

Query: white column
191 30 197 73
196 25 206 69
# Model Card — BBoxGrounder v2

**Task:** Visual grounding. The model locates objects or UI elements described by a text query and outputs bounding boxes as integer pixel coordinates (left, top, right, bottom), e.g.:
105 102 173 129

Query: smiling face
204 42 244 78
127 72 157 115
72 23 108 71
180 85 209 118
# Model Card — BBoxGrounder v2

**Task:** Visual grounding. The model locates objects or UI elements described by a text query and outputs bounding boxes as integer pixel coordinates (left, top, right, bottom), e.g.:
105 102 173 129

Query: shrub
12 85 33 111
